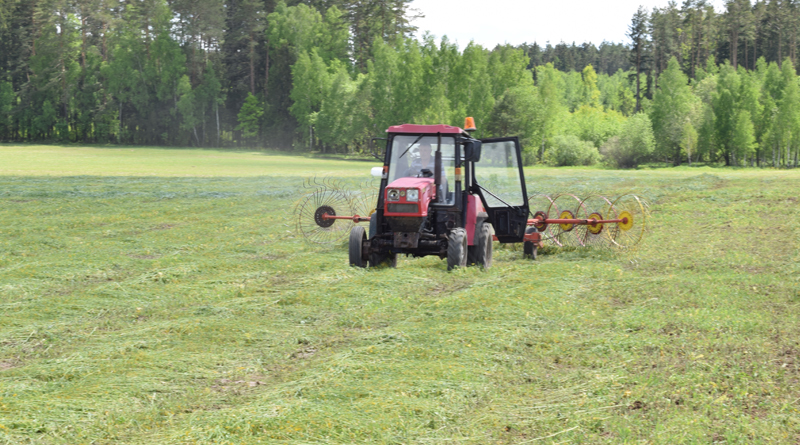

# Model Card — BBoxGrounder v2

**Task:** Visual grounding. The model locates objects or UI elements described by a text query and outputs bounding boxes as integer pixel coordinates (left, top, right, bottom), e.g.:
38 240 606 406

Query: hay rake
294 177 648 252
526 192 648 251
294 176 373 245
292 119 648 270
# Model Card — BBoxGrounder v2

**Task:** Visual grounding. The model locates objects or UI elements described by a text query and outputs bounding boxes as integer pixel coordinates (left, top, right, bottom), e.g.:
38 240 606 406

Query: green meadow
1 145 799 444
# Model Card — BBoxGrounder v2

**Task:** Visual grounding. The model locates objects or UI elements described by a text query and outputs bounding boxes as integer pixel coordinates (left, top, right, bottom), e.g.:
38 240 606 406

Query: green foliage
534 63 568 160
0 81 13 140
3 0 800 167
581 64 601 108
289 49 331 145
731 109 756 163
774 58 800 167
445 42 494 131
680 121 699 165
544 134 601 166
600 112 655 168
485 84 541 164
650 57 698 165
568 105 625 149
561 70 584 111
598 69 636 115
236 93 263 141
487 44 532 98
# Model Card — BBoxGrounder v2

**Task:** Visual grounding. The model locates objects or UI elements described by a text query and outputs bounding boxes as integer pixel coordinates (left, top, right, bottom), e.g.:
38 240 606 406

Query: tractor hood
387 176 435 191
383 177 436 218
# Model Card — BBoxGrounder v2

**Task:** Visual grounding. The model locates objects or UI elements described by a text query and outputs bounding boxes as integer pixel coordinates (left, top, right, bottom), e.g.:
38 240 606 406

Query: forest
1 0 800 167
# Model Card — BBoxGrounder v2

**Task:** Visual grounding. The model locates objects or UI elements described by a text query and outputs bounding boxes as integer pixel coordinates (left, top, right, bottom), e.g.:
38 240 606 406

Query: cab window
388 135 456 205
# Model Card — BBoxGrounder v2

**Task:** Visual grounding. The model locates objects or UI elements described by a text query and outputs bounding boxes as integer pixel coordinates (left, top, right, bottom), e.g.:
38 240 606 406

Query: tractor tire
367 217 395 267
471 222 493 269
523 241 537 260
349 226 366 268
447 228 468 271
523 226 538 260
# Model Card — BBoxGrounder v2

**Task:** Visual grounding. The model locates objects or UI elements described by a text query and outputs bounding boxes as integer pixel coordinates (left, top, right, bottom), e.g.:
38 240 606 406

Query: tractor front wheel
470 222 493 269
447 228 467 271
349 226 367 268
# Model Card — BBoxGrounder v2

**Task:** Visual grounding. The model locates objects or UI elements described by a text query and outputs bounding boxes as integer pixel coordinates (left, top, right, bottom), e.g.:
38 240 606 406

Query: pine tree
629 6 649 112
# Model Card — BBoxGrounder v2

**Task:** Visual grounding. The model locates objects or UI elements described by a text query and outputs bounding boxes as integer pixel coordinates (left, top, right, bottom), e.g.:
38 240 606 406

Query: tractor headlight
387 189 400 201
406 189 419 202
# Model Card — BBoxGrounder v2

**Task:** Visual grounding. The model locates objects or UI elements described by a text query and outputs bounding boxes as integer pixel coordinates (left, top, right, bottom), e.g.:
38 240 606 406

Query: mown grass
1 145 799 444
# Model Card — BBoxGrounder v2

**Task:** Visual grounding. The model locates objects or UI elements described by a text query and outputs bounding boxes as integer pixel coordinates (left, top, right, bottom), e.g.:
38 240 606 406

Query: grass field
1 144 799 444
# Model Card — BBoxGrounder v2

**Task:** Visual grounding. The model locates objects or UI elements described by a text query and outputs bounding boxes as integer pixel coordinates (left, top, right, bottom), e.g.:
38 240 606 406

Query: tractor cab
349 119 529 270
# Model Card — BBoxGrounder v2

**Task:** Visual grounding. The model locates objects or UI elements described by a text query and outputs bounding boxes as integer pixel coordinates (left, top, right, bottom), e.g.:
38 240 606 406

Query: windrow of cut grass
0 145 799 444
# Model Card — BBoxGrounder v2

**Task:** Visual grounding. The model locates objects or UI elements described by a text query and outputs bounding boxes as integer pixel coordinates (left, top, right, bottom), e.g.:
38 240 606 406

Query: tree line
0 0 799 167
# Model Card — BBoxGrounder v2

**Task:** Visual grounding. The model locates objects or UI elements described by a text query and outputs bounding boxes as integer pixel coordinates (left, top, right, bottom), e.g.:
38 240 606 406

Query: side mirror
370 137 387 161
464 140 482 162
370 166 386 178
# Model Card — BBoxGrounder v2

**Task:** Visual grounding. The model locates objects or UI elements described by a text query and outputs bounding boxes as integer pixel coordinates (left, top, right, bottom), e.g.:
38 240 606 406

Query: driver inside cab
405 142 447 200
406 143 442 178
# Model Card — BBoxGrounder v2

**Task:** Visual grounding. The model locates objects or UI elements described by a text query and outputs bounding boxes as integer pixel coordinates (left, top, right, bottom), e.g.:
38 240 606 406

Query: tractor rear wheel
447 228 467 271
471 222 493 269
349 226 366 268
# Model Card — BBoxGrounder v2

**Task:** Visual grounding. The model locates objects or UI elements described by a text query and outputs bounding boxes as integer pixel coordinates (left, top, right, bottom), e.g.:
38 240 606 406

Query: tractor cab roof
386 124 469 137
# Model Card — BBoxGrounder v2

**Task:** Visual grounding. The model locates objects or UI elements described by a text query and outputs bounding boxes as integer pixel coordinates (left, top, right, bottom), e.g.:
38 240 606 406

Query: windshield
388 135 456 205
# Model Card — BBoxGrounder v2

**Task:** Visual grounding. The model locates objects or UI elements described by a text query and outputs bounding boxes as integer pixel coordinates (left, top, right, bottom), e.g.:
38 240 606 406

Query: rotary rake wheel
526 192 648 252
576 195 616 247
349 178 380 220
606 194 648 250
294 176 375 245
295 176 361 245
548 194 588 248
295 186 355 245
528 193 562 247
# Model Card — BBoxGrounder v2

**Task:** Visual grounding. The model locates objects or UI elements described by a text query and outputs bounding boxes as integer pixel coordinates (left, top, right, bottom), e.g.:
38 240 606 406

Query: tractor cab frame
349 123 530 270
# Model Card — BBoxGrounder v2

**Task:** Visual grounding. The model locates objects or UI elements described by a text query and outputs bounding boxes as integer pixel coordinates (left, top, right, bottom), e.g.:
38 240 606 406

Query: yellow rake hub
587 212 604 234
618 210 634 231
559 210 575 232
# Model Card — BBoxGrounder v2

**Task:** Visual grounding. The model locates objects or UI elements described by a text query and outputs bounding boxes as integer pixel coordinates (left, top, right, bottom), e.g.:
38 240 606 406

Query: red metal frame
386 124 467 135
464 194 486 245
322 214 370 223
320 215 630 229
527 216 629 226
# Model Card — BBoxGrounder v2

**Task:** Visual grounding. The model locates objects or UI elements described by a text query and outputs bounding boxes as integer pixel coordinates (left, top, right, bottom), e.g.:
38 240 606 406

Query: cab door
473 137 529 243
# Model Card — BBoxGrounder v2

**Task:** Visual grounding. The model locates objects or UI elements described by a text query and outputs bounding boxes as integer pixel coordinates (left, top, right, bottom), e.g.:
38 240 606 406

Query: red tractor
348 119 531 270
299 119 645 270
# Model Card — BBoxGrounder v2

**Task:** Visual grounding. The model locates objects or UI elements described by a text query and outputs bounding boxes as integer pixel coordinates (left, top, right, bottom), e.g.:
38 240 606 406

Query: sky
408 0 726 49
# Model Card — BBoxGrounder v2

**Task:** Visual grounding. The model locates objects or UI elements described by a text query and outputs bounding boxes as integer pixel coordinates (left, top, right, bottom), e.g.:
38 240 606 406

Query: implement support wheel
523 227 538 260
349 226 366 268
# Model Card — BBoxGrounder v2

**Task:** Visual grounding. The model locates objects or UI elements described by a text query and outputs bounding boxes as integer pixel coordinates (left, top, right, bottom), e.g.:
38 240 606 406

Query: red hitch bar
322 213 371 223
528 216 628 226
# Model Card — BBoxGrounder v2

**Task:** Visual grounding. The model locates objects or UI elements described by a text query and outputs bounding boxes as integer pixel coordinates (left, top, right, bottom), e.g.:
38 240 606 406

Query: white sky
409 0 726 49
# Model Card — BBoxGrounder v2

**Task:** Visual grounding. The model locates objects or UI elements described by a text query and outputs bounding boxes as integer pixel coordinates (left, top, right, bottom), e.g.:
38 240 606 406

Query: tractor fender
465 194 488 245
